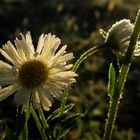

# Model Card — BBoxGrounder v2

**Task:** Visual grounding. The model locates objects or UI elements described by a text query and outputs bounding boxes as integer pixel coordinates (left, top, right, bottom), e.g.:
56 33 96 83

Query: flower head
134 40 140 56
105 19 140 56
0 32 77 111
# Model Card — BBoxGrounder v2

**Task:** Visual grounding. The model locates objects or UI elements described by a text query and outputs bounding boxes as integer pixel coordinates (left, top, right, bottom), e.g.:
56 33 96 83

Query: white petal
40 33 52 57
38 86 53 111
32 89 40 109
36 34 45 54
7 41 22 63
50 78 76 86
134 41 140 56
50 71 77 79
0 61 18 86
62 64 73 70
0 62 16 77
40 34 61 60
47 81 68 89
0 60 12 70
50 64 73 74
14 87 31 106
0 85 19 101
44 82 63 99
14 39 27 62
15 39 34 60
56 53 74 64
50 45 67 66
25 32 35 54
49 75 77 86
0 78 18 86
0 48 20 67
53 45 67 60
2 43 21 66
2 42 21 66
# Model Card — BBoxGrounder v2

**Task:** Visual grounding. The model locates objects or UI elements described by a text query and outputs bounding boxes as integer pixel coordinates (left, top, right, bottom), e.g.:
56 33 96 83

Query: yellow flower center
18 60 48 88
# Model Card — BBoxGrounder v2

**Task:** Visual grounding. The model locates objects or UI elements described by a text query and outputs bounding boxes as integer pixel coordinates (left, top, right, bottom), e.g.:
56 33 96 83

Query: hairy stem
38 106 55 140
30 106 47 140
72 44 106 72
103 9 140 140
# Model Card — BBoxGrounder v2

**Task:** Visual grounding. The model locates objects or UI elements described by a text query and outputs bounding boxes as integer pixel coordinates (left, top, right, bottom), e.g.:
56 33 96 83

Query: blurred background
0 0 140 139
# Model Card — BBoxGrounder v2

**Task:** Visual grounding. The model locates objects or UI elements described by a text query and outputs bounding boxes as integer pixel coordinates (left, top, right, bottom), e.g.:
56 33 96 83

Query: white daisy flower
105 19 140 56
0 32 77 111
134 40 140 56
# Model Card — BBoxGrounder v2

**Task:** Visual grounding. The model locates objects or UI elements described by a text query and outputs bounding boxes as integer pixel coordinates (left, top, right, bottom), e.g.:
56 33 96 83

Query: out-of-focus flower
134 41 140 56
0 32 77 111
103 19 140 56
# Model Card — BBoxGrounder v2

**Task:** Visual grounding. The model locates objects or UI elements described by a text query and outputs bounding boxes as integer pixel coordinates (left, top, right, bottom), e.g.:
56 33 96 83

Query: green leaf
53 125 70 140
108 63 116 98
53 113 83 140
52 111 83 140
0 121 18 140
61 113 84 128
47 103 74 121
16 107 31 140
0 121 6 140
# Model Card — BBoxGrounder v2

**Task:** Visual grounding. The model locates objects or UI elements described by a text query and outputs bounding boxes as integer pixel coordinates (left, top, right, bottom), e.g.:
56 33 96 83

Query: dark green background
0 0 140 139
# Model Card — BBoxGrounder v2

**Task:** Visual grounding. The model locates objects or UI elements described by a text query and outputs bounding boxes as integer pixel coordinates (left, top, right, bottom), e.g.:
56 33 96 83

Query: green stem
103 97 120 140
59 90 68 116
103 9 140 140
57 42 106 131
61 44 106 116
60 45 105 114
72 44 106 72
38 106 55 140
24 107 30 140
30 106 47 140
54 44 105 139
38 106 49 128
55 90 68 140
